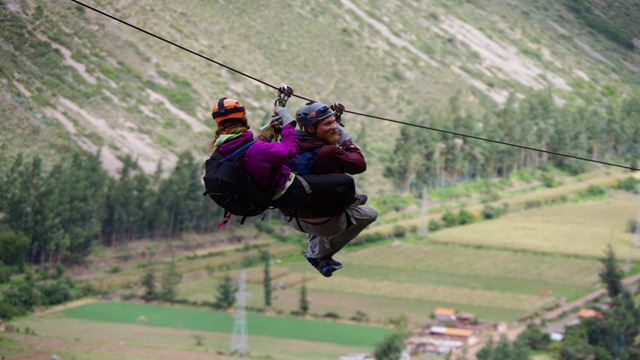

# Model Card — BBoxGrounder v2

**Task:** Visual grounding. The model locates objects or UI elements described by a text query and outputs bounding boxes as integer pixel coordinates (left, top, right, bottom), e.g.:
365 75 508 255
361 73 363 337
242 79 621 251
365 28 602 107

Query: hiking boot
305 255 340 277
352 194 368 206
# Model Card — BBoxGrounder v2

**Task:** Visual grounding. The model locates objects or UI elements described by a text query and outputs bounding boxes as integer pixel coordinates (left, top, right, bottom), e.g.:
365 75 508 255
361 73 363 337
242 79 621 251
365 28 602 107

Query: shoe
328 257 343 269
305 255 340 277
352 194 368 206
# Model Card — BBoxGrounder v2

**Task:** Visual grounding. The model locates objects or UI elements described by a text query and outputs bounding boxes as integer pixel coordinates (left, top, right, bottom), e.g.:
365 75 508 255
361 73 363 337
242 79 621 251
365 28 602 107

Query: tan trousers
288 205 378 259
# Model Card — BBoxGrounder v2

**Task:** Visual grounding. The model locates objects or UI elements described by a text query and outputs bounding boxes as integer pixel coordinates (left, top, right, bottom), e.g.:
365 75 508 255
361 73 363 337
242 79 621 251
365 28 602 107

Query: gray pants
288 205 378 259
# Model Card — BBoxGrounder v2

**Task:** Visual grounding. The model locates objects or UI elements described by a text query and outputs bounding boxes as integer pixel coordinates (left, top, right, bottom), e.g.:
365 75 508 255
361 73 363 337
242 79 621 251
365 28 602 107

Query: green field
7 314 378 360
62 301 390 347
178 239 604 325
430 192 640 258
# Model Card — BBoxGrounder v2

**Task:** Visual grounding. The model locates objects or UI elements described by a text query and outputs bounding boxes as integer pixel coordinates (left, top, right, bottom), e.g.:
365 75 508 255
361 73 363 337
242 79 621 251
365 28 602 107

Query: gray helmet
295 102 334 127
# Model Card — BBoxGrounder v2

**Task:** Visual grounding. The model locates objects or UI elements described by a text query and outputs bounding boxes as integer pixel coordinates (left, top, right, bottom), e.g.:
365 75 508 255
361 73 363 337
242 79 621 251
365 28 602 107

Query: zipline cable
69 0 638 172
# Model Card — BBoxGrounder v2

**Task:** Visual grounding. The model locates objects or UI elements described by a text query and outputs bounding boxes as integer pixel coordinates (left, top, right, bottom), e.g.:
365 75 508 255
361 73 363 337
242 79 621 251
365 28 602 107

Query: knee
362 205 378 224
369 208 378 223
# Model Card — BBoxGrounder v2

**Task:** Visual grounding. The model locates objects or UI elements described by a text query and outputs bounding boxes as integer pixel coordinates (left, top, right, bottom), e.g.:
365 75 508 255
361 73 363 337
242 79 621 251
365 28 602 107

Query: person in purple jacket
208 97 357 216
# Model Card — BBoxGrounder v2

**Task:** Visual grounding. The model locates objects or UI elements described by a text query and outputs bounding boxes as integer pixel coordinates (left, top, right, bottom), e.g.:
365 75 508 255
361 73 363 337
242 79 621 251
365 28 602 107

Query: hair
208 117 249 151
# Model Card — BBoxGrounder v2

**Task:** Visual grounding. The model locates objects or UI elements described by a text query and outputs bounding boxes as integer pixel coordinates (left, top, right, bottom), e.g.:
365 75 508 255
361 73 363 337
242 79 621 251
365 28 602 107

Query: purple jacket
216 123 299 194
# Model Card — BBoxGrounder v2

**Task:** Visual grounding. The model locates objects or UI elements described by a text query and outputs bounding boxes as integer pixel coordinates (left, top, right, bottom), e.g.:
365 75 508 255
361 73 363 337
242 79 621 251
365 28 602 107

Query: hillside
1 0 638 183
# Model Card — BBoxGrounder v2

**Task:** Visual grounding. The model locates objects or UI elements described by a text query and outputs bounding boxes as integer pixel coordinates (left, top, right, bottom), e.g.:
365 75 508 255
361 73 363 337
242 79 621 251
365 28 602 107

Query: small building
407 326 478 355
577 308 603 320
433 308 457 322
429 326 476 343
407 335 463 355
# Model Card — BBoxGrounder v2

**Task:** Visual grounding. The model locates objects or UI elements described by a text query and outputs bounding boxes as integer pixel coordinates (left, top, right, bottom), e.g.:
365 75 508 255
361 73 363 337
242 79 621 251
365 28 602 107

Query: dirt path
543 272 640 321
2 332 237 360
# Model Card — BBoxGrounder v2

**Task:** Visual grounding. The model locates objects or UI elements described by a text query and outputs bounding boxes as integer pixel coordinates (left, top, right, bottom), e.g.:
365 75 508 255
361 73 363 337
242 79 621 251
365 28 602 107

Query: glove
338 126 352 145
268 115 283 131
274 106 295 127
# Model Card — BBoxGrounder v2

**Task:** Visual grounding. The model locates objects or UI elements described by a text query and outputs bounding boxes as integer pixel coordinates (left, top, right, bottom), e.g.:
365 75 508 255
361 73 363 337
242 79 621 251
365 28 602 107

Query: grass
177 240 601 324
430 192 639 258
7 315 373 360
60 301 390 347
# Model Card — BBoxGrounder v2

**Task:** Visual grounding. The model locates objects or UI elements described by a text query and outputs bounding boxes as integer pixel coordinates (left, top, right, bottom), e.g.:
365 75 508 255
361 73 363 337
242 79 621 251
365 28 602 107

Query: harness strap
296 175 313 194
221 141 255 163
216 211 232 229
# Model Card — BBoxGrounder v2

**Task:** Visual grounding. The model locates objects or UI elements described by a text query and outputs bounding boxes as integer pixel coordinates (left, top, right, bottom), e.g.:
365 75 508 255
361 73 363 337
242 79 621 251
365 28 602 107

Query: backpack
288 148 320 176
203 141 273 221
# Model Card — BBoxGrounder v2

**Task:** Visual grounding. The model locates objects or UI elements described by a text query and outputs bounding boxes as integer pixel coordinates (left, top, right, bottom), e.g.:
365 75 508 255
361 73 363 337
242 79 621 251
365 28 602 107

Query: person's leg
284 215 348 277
299 173 356 209
286 215 345 237
325 205 378 256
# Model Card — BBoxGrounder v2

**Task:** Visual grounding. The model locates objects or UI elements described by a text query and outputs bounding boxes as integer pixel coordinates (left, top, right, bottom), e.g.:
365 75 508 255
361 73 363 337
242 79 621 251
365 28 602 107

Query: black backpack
203 141 273 223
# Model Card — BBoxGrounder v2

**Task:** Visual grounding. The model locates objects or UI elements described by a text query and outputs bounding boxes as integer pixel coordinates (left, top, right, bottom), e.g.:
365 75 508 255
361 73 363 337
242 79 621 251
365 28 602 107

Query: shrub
351 310 369 322
38 279 72 306
517 323 550 351
54 263 65 278
352 232 385 246
629 220 639 234
541 173 558 188
482 203 509 220
106 265 121 274
428 219 442 232
392 225 407 238
616 177 640 193
482 205 501 220
457 210 475 225
370 193 416 214
524 200 542 209
584 185 606 198
442 211 458 227
375 331 409 360
322 311 340 319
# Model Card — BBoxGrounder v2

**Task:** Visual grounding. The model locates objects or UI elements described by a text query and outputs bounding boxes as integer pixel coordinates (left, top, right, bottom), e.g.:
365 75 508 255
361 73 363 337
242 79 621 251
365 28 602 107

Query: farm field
179 240 603 325
4 302 390 360
430 192 640 258
61 302 390 347
368 170 633 236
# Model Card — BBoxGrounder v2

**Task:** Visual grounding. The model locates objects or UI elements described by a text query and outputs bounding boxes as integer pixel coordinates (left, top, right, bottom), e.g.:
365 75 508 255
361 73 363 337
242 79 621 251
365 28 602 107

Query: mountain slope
1 0 637 179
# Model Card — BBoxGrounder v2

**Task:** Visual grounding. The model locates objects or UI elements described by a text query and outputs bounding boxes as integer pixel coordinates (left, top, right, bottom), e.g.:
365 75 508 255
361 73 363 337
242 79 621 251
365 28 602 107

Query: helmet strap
217 97 228 114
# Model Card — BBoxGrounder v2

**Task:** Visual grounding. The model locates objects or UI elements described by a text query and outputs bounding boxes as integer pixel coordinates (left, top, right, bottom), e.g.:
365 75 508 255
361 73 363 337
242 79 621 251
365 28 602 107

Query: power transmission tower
230 270 249 356
635 185 640 248
625 253 632 274
418 186 429 236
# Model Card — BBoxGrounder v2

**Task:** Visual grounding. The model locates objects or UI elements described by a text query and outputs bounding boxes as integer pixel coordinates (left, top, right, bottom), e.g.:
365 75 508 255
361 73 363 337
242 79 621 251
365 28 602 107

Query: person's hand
338 126 352 145
274 106 295 127
268 115 284 131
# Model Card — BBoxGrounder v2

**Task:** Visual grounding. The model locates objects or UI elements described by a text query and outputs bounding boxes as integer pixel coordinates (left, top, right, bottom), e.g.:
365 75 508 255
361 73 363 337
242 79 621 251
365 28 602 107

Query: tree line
0 151 221 265
386 89 640 192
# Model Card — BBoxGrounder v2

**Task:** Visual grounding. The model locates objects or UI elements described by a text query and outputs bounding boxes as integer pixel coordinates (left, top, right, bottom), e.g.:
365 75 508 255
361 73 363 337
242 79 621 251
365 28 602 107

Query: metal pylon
635 185 640 248
230 270 248 355
418 186 429 235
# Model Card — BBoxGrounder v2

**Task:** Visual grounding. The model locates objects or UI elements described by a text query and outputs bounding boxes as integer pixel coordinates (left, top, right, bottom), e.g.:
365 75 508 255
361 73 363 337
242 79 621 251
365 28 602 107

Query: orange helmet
212 97 246 125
